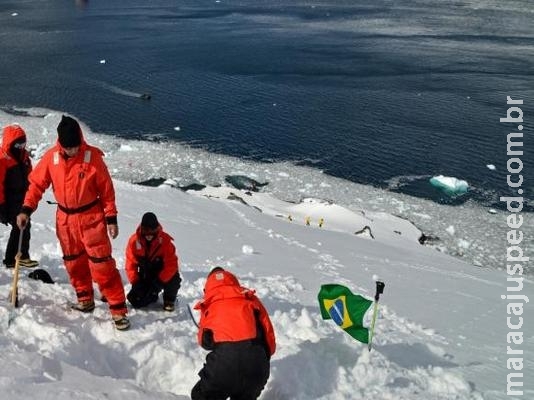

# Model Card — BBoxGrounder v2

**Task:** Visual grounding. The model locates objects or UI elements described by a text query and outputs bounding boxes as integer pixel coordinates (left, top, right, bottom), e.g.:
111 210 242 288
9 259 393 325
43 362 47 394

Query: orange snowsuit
192 268 275 400
125 224 179 285
195 269 276 354
22 131 126 315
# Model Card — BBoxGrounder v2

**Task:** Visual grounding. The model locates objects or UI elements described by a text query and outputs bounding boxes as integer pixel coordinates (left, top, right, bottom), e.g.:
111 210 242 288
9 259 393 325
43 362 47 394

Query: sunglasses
13 141 26 149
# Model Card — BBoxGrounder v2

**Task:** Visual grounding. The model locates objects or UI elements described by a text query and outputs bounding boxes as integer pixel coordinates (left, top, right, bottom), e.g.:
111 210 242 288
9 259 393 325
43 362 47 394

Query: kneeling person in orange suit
125 212 181 311
192 267 276 400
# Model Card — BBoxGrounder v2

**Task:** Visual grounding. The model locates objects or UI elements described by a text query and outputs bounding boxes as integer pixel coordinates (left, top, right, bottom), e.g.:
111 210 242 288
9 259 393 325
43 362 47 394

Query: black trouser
127 272 181 308
191 341 270 400
3 217 31 265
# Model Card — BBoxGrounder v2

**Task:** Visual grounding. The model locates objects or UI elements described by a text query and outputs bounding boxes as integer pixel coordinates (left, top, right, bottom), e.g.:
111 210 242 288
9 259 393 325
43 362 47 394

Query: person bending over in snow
16 115 130 331
192 267 276 400
0 124 38 269
125 212 181 311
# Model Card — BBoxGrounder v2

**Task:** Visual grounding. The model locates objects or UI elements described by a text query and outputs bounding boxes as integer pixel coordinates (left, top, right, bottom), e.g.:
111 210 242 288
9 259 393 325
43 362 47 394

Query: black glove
137 257 163 282
201 328 215 350
137 258 151 281
127 281 159 308
0 203 8 225
152 278 164 291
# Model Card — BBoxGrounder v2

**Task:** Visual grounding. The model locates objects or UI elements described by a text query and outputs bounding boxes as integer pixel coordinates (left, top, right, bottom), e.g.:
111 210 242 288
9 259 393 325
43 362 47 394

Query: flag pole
368 280 385 351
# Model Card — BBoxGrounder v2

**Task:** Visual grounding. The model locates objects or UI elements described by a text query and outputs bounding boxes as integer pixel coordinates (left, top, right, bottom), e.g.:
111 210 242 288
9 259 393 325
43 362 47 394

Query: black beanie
141 212 159 229
57 115 82 148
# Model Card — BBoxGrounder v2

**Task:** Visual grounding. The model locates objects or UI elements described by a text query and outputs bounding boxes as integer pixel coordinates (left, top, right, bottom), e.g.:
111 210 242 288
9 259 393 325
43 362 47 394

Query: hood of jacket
197 268 253 309
2 125 26 157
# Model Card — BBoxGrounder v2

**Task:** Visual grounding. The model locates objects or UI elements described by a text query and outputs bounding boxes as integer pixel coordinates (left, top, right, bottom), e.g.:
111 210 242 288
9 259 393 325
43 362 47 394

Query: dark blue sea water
1 0 533 209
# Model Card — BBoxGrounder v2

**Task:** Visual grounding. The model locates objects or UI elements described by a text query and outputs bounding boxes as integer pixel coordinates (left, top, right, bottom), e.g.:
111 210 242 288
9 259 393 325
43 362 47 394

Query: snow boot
18 258 39 268
70 300 95 313
163 300 175 312
112 315 131 331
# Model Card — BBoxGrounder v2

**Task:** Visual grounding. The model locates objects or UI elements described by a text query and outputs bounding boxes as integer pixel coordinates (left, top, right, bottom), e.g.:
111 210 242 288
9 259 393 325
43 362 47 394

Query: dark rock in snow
225 175 268 192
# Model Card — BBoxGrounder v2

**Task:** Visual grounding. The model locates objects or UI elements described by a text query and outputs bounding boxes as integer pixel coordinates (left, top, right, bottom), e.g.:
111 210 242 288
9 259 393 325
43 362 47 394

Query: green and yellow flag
318 284 373 344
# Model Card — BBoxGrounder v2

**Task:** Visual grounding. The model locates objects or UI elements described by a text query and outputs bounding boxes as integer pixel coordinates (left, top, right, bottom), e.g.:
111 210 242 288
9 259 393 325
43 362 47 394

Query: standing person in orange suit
125 212 181 311
192 267 276 400
0 124 38 269
16 115 130 331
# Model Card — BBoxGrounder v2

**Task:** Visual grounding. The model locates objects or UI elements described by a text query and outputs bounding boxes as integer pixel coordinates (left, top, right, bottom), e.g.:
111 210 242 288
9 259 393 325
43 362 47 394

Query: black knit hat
57 115 82 148
141 212 159 229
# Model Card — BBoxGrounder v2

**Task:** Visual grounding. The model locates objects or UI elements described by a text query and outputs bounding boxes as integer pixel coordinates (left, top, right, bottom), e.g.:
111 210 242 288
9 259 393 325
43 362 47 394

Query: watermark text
500 96 527 396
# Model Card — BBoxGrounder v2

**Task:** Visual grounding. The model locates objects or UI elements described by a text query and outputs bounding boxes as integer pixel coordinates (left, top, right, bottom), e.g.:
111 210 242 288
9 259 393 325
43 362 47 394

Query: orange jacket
125 224 179 284
194 269 276 356
22 133 117 219
0 125 32 207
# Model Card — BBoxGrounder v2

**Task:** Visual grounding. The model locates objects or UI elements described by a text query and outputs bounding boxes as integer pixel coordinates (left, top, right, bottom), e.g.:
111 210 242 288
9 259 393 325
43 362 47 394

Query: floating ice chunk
446 225 455 236
12 13 18 16
486 164 496 170
100 59 106 64
242 245 254 254
429 175 468 196
174 126 181 131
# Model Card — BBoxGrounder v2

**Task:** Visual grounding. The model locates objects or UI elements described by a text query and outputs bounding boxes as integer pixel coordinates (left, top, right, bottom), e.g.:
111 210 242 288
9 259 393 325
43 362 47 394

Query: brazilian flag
318 284 373 344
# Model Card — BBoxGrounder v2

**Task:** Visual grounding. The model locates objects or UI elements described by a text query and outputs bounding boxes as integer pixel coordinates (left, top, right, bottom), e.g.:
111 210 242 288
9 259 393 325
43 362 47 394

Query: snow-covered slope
1 179 532 400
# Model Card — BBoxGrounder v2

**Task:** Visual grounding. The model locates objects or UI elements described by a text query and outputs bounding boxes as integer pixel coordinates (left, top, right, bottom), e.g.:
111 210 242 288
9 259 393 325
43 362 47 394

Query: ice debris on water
429 175 468 196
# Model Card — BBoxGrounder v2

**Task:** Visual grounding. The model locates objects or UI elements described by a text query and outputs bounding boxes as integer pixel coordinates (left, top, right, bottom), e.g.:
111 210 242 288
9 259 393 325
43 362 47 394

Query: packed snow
0 111 532 399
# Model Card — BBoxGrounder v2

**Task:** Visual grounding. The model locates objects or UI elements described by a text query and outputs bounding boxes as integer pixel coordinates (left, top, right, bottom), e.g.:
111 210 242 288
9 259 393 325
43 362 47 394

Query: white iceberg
429 175 469 196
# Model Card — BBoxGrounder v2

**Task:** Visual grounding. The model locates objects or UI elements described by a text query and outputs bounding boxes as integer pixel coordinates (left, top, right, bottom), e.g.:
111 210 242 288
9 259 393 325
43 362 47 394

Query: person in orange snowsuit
0 124 38 269
125 212 181 311
16 115 129 330
192 267 276 400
